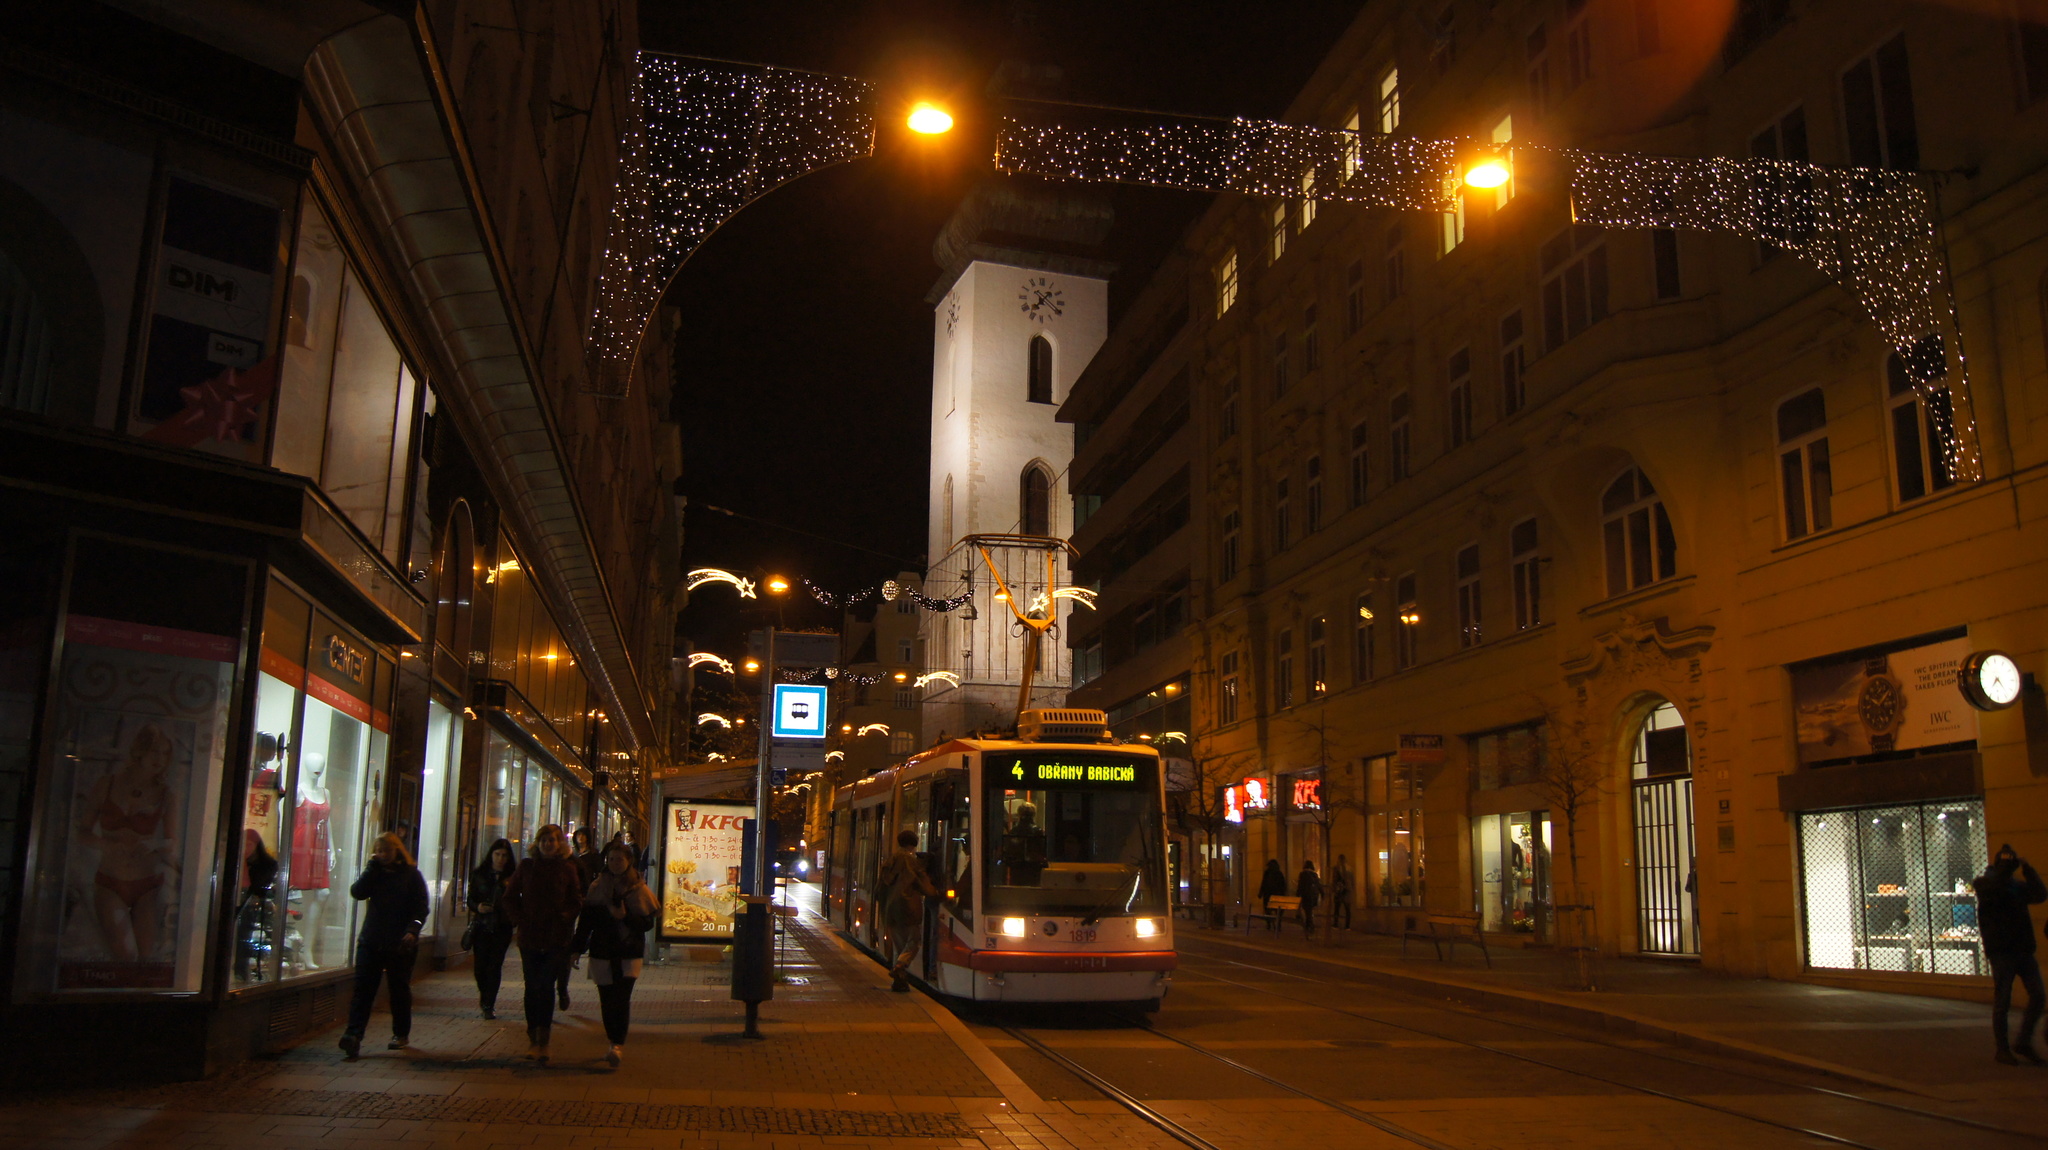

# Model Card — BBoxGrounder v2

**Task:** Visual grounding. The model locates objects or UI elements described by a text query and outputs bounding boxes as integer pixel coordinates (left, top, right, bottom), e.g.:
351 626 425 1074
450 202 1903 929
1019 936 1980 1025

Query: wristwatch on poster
1858 656 1905 753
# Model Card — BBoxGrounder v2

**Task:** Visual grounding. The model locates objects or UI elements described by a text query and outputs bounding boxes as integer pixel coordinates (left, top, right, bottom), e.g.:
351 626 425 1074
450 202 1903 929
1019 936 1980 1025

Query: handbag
460 914 477 952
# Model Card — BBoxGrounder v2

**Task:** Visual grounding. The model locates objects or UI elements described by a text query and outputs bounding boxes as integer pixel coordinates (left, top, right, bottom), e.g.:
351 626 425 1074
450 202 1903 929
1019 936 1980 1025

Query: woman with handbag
466 838 517 1019
338 832 429 1059
575 841 658 1066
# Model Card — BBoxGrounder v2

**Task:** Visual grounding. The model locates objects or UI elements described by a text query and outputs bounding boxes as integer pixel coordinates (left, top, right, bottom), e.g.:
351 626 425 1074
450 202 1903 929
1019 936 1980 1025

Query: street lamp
907 102 954 134
1461 144 1512 190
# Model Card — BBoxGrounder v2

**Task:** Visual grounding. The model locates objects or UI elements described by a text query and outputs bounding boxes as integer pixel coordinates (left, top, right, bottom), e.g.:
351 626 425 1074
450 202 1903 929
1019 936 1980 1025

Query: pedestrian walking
576 841 659 1066
467 838 517 1019
557 827 603 1010
1258 859 1287 929
1330 854 1355 930
1296 859 1323 936
1973 843 2047 1064
502 823 583 1064
338 832 429 1060
878 829 939 992
617 826 653 875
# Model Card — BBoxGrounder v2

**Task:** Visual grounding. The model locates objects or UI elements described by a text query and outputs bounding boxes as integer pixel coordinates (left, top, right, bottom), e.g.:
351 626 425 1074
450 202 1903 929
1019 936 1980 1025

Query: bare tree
1172 748 1256 928
1273 708 1368 941
1538 705 1608 990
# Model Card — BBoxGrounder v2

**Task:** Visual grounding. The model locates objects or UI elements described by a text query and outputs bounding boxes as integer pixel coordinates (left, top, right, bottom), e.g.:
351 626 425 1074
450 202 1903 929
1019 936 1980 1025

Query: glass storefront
232 578 392 987
1367 753 1425 907
416 698 465 947
1472 810 1551 936
1799 798 1988 976
481 728 584 857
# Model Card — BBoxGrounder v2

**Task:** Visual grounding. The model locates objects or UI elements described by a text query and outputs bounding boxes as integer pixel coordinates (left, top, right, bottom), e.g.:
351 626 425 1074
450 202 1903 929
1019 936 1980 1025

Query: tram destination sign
994 754 1151 789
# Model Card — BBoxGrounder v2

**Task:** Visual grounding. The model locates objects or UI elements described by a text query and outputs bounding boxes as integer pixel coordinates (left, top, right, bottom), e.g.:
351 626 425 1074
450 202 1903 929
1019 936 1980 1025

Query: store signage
1240 777 1271 809
323 634 366 683
1001 755 1149 788
770 683 828 739
658 799 749 943
1290 775 1323 811
1223 784 1246 824
1397 734 1445 765
1792 636 1977 765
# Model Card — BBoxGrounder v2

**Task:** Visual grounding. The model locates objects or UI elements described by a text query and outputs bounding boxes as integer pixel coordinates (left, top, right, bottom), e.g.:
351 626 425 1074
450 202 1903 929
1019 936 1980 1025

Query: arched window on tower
1027 335 1053 404
1021 465 1052 536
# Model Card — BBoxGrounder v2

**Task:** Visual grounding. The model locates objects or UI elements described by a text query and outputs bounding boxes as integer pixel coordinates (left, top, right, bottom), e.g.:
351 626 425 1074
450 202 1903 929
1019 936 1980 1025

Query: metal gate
1633 775 1697 955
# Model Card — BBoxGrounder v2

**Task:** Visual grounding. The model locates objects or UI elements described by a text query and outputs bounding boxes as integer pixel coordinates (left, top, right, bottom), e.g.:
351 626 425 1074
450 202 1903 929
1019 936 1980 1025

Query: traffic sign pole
751 628 775 897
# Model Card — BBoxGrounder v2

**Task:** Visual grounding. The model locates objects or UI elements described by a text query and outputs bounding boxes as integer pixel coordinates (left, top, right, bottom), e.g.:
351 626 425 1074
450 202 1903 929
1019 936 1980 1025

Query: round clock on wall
1017 275 1064 324
1958 649 2024 711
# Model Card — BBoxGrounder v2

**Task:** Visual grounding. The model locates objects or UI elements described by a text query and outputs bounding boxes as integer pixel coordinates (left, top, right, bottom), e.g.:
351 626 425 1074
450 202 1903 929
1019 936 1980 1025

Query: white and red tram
825 709 1176 1008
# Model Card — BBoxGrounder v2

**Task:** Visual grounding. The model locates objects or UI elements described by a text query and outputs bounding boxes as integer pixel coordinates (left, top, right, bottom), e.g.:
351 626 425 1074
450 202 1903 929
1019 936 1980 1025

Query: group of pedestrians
1257 854 1354 935
336 823 658 1069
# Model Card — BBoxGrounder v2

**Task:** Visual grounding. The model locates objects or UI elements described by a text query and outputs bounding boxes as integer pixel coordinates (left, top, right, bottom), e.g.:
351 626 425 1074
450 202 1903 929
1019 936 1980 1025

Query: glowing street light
907 103 954 134
765 575 791 595
1462 145 1512 190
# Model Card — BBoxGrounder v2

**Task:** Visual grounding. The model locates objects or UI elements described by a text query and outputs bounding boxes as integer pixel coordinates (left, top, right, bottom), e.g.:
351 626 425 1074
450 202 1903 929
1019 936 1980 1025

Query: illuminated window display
1366 753 1425 907
1472 811 1551 936
1800 799 1987 976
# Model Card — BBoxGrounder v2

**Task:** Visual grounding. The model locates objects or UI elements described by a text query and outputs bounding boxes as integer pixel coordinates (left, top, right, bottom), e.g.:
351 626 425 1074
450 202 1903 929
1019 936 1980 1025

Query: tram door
1631 702 1698 955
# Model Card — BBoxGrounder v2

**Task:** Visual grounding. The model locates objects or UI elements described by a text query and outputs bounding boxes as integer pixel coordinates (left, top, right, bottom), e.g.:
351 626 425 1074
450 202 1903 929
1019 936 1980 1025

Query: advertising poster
1793 636 1978 765
659 799 750 943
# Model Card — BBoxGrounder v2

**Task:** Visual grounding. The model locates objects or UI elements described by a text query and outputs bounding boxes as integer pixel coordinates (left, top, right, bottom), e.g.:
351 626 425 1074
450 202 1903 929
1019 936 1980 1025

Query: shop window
1368 753 1425 907
1473 811 1551 936
416 698 466 948
1274 629 1294 710
1500 310 1526 415
1027 336 1054 404
1541 225 1609 352
1601 466 1677 596
1887 346 1958 504
1218 650 1239 725
1800 799 1987 975
1456 543 1482 649
1842 34 1920 172
1307 617 1328 698
16 538 246 997
1305 456 1323 533
1353 594 1376 683
1511 518 1542 629
1778 388 1833 539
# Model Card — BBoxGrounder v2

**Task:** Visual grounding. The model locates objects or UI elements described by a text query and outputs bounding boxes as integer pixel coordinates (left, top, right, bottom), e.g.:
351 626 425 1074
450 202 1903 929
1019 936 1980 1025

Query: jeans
472 930 513 1010
1300 902 1318 934
519 946 568 1040
1990 952 2045 1052
346 943 414 1038
597 977 637 1044
1330 896 1352 929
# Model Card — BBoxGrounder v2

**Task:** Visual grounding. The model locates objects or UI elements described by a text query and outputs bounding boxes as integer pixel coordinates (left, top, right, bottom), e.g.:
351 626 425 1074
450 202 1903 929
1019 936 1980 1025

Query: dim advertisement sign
658 799 749 943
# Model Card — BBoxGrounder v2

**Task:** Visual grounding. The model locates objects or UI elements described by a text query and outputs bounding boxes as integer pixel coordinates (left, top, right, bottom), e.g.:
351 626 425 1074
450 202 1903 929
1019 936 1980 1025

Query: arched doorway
1631 701 1698 955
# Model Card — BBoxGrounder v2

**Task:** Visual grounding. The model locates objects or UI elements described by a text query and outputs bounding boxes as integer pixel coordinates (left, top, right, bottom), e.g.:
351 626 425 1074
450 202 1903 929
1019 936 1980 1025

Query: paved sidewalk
0 890 1177 1150
1188 914 2035 1097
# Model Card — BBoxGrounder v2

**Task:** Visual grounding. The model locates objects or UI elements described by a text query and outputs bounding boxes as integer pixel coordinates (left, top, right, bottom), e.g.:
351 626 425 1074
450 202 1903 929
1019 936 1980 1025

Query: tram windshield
983 753 1167 918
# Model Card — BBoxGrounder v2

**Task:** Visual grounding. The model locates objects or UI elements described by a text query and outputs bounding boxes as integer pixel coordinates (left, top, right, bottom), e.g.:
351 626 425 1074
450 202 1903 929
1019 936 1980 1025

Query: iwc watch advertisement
1791 636 1977 765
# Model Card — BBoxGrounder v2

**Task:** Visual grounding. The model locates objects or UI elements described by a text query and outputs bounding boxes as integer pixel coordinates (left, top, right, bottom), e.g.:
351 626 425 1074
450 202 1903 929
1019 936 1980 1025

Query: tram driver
1001 801 1048 886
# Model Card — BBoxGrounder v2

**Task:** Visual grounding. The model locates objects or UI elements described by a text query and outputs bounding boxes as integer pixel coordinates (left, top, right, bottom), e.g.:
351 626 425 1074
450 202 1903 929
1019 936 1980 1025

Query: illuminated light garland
826 751 845 762
687 652 735 674
696 713 732 728
857 723 891 737
803 577 973 612
589 55 876 396
778 666 885 685
915 670 961 689
1051 587 1098 610
705 752 729 761
994 113 1980 479
687 568 757 598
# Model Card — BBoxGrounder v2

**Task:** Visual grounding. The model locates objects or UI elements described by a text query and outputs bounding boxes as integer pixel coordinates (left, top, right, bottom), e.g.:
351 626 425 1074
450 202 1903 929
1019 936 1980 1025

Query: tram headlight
1134 917 1160 939
1000 917 1028 939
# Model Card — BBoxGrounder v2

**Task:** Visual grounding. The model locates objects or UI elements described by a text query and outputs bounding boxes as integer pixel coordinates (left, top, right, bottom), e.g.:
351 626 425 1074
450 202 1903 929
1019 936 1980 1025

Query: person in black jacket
1296 859 1323 936
339 832 430 1059
575 842 658 1066
467 838 517 1019
1257 859 1287 929
1973 844 2048 1064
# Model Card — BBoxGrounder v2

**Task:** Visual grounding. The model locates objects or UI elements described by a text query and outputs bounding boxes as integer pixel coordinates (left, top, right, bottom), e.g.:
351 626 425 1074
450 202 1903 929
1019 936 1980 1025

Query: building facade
1092 0 2048 998
0 0 682 1079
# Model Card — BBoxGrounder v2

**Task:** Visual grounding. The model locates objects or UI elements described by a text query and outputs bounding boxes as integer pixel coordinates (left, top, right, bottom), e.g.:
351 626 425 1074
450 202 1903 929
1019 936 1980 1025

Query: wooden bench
1245 895 1302 933
1401 911 1492 966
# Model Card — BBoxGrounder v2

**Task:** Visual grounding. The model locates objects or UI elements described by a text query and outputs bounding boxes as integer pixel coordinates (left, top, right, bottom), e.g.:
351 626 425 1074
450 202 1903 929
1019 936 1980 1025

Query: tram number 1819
1070 927 1097 943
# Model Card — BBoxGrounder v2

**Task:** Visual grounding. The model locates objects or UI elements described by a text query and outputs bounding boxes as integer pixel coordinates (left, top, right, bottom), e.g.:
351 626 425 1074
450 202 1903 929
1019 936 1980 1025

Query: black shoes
338 1033 360 1060
2015 1043 2044 1064
481 1006 496 1020
558 987 571 1010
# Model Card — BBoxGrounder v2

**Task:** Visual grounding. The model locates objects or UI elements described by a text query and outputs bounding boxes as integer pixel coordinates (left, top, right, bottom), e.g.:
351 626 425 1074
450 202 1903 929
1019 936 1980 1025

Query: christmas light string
800 577 974 612
993 111 1980 479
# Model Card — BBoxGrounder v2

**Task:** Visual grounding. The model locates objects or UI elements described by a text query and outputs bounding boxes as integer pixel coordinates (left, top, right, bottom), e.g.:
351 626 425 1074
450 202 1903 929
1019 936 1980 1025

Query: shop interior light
1000 917 1027 938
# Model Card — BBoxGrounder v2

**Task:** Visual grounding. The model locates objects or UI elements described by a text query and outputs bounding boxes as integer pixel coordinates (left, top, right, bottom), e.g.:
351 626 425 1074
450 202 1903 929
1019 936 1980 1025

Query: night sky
641 1 1364 656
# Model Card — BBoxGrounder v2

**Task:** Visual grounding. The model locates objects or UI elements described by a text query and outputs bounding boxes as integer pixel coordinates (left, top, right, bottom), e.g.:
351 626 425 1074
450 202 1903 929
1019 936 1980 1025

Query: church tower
920 178 1113 739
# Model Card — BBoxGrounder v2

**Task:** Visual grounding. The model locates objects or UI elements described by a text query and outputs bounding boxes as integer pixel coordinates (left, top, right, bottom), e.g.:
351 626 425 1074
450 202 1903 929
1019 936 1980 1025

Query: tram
825 708 1176 1009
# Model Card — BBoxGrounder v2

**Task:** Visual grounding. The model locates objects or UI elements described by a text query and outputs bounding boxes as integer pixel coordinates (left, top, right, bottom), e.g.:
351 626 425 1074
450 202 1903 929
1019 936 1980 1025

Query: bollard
730 895 774 1038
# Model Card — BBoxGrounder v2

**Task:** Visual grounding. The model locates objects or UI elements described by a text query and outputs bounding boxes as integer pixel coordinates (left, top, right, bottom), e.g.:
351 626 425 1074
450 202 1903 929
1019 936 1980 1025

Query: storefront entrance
1631 702 1697 956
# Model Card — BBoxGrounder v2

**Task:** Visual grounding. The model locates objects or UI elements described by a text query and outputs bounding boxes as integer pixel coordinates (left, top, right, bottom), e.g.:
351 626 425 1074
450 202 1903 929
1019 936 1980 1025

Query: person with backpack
575 841 658 1066
1295 859 1324 937
877 829 938 992
466 838 517 1019
502 824 582 1064
1973 843 2047 1064
338 832 429 1059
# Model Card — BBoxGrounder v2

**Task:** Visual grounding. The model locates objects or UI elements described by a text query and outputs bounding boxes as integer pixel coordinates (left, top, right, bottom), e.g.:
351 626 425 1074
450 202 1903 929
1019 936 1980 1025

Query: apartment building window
1027 335 1053 404
1540 226 1609 352
1219 650 1240 725
1346 260 1366 334
1602 466 1677 596
1500 311 1526 416
1511 518 1542 629
1385 224 1407 301
890 730 915 754
1447 347 1473 448
1725 0 1792 66
1342 111 1363 178
1307 617 1328 698
1395 572 1420 670
1778 388 1833 540
1300 169 1318 229
898 638 915 663
1887 345 1958 503
1390 391 1412 481
1651 229 1681 299
1219 509 1241 583
1527 23 1551 119
1305 456 1324 533
1077 643 1102 685
1441 195 1467 255
894 688 916 710
1348 420 1370 508
1272 331 1290 396
1456 544 1482 649
1843 35 1920 172
2022 15 2048 104
1489 115 1516 208
1750 107 1812 260
1214 251 1239 317
1378 67 1402 133
897 597 916 615
1219 375 1240 441
1270 201 1290 263
1274 477 1292 550
1302 305 1321 372
1634 0 1661 55
1353 594 1376 682
1431 5 1458 74
1565 4 1594 90
1275 629 1295 710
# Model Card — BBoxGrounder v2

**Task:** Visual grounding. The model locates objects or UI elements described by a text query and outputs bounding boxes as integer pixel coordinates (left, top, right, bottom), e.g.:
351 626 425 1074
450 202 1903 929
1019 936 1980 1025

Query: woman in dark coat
502 824 583 1064
1257 858 1288 927
339 832 429 1059
560 827 603 1010
576 841 659 1066
467 838 517 1019
1295 859 1324 936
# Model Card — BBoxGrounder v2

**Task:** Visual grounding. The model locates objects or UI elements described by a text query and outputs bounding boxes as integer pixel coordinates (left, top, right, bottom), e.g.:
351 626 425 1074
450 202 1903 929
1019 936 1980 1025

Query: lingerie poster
37 616 234 993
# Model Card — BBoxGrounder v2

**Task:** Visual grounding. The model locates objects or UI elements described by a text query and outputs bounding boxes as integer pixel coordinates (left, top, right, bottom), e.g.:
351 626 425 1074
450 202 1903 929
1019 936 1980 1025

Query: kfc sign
1290 776 1322 811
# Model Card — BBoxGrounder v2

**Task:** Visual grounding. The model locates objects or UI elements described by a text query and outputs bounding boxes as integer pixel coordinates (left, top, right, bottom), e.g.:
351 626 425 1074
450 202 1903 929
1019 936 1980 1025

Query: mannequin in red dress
290 753 333 970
